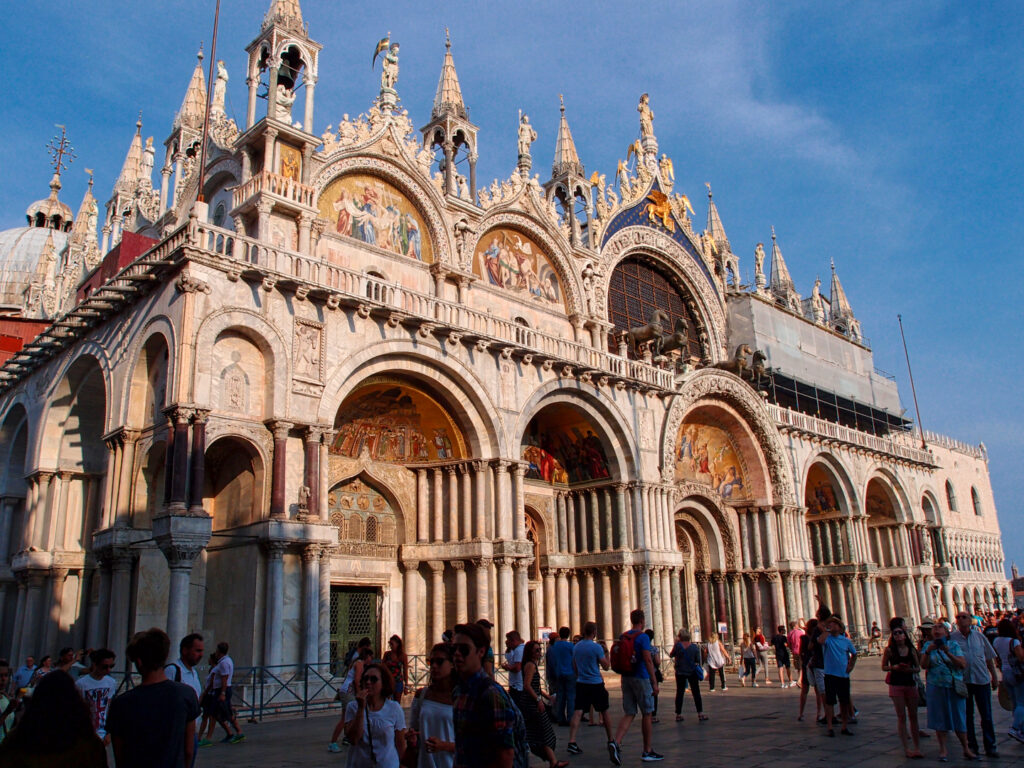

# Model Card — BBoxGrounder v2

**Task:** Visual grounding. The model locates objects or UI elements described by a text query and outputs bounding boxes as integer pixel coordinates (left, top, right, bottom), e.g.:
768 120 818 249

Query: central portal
329 585 381 671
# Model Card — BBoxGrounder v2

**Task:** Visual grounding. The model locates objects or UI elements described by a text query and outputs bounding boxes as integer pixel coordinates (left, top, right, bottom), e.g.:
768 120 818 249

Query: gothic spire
69 170 98 248
263 0 304 34
552 95 583 178
432 29 467 120
769 226 802 312
829 259 855 320
174 48 208 132
705 183 729 249
114 116 144 196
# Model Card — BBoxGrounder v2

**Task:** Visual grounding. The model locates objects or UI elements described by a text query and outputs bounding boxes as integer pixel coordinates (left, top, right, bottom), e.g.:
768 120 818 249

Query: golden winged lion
644 189 675 233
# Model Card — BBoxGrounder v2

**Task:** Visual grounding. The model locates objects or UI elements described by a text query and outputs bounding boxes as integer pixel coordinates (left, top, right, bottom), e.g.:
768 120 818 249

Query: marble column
782 573 798 627
940 581 955 620
650 567 664 644
614 484 628 551
41 568 68 656
416 469 429 543
848 575 866 638
748 573 763 630
589 490 601 552
19 572 46 663
751 509 764 569
883 578 897 622
714 575 729 626
473 462 488 540
432 469 444 542
695 573 712 639
915 576 929 620
403 561 420 656
474 557 492 625
264 543 286 666
10 575 27 664
615 566 631 634
319 548 331 664
165 547 201 647
556 494 568 553
459 466 472 541
660 567 674 646
565 493 577 554
543 569 557 630
670 569 683 637
555 569 570 630
569 570 581 634
302 545 321 666
188 412 209 516
268 421 292 518
166 410 189 515
514 559 531 637
428 560 446 644
496 557 513 640
512 463 527 542
600 569 614 643
583 569 597 626
494 461 512 540
107 552 134 654
453 561 468 625
447 468 459 541
738 511 751 569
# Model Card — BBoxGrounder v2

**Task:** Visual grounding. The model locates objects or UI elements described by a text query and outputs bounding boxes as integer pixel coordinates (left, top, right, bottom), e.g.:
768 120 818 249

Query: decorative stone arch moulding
673 513 714 571
38 347 114 452
799 449 862 517
918 484 945 526
471 210 584 317
202 426 271 518
326 462 416 547
863 463 915 525
660 368 795 505
310 155 453 265
192 306 290 416
274 38 318 76
316 339 503 460
203 156 242 191
598 226 726 359
512 378 639 481
119 316 177 427
673 483 740 570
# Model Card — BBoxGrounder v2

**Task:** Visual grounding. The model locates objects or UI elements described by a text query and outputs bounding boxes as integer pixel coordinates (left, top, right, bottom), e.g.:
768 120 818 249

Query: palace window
945 480 958 513
606 257 702 360
971 487 983 516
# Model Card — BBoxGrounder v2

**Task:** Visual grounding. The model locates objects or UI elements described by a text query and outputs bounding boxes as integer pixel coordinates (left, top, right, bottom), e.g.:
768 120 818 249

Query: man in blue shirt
610 609 663 763
817 616 857 737
11 657 34 691
567 621 612 754
549 627 575 726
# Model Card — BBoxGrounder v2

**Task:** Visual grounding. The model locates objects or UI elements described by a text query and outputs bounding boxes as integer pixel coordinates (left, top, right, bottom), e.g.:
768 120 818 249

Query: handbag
914 674 926 708
952 677 968 698
695 664 705 681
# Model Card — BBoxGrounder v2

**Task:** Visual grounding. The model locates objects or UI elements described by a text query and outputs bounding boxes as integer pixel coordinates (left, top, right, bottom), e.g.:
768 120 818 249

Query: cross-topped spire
174 47 208 132
552 95 584 178
829 259 855 320
431 28 467 120
705 182 729 249
769 226 801 312
46 124 76 180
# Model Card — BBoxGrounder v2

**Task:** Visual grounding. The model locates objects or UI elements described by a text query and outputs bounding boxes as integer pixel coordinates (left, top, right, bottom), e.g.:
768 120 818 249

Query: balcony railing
232 170 315 210
190 222 676 390
914 429 987 461
768 403 936 465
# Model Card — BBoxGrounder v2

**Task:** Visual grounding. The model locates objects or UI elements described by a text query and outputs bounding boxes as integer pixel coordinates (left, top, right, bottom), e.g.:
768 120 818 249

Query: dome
24 174 74 232
0 226 70 309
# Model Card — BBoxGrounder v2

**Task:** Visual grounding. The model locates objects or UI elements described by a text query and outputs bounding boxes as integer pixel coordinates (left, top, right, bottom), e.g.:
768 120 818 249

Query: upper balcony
768 403 936 466
189 222 675 391
232 170 316 214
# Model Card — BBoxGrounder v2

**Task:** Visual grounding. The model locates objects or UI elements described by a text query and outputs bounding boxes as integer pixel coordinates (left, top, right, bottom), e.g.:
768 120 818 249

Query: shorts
824 674 851 707
201 691 218 718
888 684 919 704
776 655 791 669
793 654 803 671
574 682 610 713
621 676 655 716
812 667 826 693
215 687 235 722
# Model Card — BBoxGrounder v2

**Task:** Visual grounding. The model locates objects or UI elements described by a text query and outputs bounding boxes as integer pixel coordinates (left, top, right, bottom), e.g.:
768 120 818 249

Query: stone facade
0 1 1010 667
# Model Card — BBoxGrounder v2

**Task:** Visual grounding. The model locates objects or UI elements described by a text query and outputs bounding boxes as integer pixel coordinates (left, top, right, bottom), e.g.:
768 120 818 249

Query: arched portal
203 437 264 530
127 334 169 429
865 477 902 567
803 459 852 567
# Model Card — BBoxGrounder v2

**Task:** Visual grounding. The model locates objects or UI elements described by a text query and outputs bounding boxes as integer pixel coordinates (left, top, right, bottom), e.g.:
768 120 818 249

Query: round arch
471 210 584 317
661 369 795 505
0 404 29 498
193 308 288 418
598 227 726 359
864 469 913 524
800 451 860 517
674 494 733 571
514 382 638 483
310 156 454 266
39 354 108 472
203 434 265 530
126 331 171 430
317 342 502 460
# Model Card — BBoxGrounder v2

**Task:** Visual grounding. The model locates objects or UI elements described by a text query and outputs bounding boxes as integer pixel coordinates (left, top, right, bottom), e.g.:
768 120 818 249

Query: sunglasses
362 676 381 685
100 663 115 670
429 657 450 666
452 643 473 657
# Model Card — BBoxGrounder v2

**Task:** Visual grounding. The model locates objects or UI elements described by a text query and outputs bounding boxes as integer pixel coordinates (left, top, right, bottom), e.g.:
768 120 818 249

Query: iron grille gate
329 585 382 672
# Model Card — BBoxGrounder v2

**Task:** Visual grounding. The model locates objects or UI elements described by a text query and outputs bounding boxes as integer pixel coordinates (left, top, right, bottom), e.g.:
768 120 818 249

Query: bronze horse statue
627 309 670 356
714 344 753 378
661 317 689 355
749 349 767 381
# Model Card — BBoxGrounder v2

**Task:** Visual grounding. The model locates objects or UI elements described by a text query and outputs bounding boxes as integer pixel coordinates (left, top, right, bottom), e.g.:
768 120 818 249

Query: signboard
718 622 728 636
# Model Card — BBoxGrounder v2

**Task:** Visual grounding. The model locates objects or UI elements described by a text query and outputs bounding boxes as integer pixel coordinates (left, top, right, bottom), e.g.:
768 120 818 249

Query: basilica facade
0 1 1010 668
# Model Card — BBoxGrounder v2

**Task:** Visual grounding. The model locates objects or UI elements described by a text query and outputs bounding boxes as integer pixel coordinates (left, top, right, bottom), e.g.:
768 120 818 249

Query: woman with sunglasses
921 621 976 762
409 644 456 768
882 626 923 759
521 640 568 768
335 662 406 767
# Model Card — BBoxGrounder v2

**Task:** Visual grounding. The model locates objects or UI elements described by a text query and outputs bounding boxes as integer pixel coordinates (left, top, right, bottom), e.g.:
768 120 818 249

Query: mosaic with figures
522 404 611 485
675 422 747 500
332 381 465 463
805 464 841 515
474 228 563 307
318 174 432 262
328 477 397 549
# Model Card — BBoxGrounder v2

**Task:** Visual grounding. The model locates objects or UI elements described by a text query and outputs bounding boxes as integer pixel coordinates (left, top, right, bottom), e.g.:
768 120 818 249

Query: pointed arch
327 467 412 550
673 491 736 571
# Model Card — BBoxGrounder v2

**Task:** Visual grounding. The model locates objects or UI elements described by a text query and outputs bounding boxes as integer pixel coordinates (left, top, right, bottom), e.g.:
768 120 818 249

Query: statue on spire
373 34 400 108
517 111 537 174
638 93 655 140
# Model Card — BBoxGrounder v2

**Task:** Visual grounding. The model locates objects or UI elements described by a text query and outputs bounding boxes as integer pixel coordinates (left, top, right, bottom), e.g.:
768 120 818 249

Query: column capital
164 543 205 570
304 424 326 443
494 556 515 569
491 459 512 473
696 571 711 584
510 462 528 479
265 541 288 558
50 566 70 581
471 459 489 473
267 420 294 441
764 571 780 583
727 571 742 584
427 560 445 573
612 482 629 493
712 572 726 583
444 465 458 477
514 558 533 572
162 405 195 426
191 409 211 426
450 559 466 571
471 556 492 569
302 544 323 562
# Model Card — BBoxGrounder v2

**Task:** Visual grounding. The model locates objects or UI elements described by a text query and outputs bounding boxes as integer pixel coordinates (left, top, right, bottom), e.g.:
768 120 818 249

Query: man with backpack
452 622 530 768
165 634 204 766
609 609 663 763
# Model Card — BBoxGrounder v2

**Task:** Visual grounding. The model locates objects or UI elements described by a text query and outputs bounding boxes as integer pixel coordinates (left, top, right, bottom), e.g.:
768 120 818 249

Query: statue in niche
274 84 295 122
294 323 321 380
517 113 537 157
638 93 655 140
298 485 310 513
140 137 155 186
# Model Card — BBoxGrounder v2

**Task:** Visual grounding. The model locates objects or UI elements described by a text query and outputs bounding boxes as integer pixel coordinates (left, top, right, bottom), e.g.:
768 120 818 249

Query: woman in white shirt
409 643 456 768
341 662 407 768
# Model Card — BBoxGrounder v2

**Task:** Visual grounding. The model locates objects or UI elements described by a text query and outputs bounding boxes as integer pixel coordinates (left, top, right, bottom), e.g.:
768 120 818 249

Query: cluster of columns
262 541 333 668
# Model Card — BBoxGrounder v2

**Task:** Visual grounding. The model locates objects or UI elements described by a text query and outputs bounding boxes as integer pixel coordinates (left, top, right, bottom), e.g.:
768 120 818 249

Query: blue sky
3 1 1020 572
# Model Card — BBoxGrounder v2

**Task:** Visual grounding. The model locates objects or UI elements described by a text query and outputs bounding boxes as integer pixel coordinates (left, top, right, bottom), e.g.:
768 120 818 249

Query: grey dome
0 227 69 309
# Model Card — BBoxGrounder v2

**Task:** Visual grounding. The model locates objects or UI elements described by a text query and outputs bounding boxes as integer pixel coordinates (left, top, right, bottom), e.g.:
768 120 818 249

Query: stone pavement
200 663 1024 767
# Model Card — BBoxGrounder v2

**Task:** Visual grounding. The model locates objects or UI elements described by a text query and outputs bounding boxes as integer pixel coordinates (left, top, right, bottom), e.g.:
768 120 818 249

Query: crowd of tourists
0 629 244 767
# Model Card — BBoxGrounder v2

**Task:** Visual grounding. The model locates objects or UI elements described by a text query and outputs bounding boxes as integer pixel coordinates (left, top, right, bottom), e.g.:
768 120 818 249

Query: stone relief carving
293 318 324 383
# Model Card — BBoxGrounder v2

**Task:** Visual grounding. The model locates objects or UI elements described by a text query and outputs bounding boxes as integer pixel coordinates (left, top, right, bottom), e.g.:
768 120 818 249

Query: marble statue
381 43 400 92
275 84 296 122
754 242 766 290
213 60 229 114
638 93 655 140
517 113 537 157
811 277 825 323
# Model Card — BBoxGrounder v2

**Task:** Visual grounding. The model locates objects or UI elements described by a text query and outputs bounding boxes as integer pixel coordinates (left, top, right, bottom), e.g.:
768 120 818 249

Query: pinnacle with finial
552 94 583 178
431 29 467 119
46 124 76 179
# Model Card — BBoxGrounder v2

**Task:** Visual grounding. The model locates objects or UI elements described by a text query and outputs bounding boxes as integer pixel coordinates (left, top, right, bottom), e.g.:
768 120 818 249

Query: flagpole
197 0 222 203
898 314 927 450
